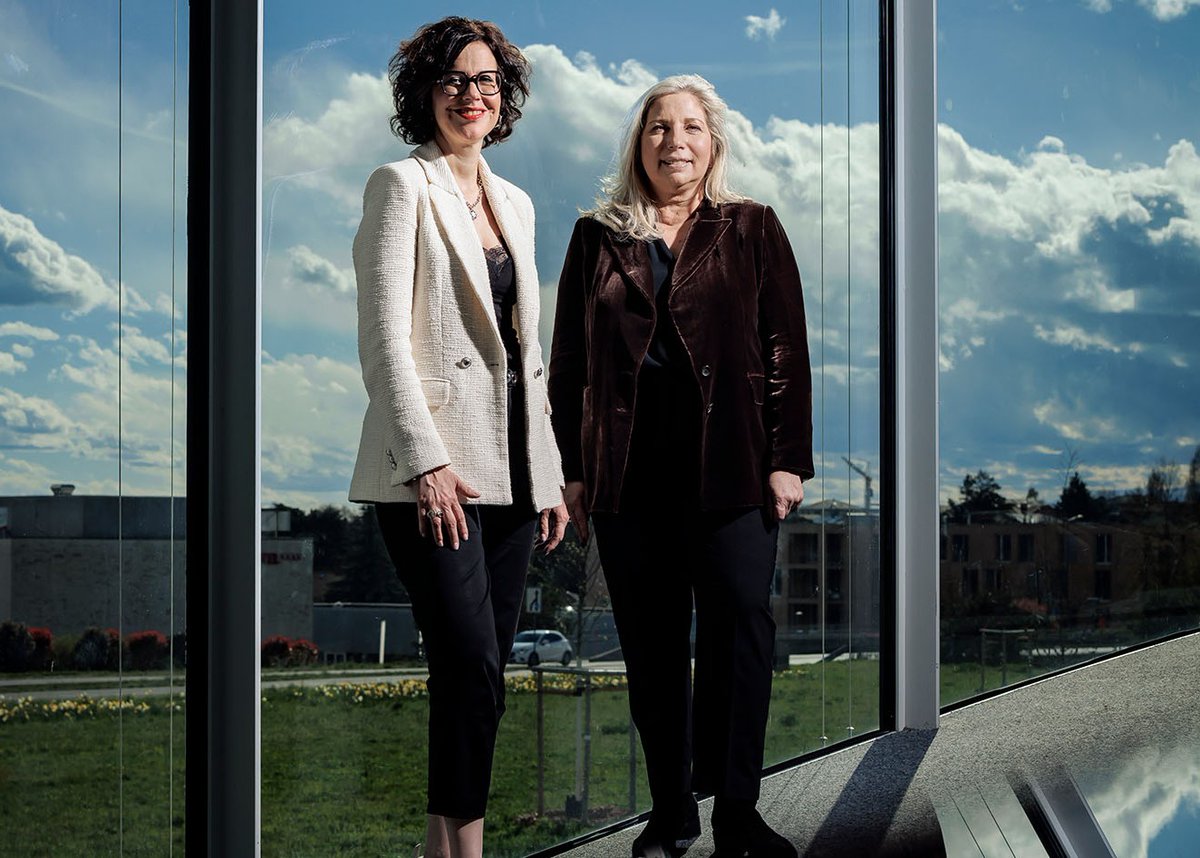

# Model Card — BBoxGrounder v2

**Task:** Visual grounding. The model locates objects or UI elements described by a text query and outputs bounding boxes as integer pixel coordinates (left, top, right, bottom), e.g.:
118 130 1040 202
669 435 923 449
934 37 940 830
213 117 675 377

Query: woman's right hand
564 481 590 544
417 466 481 550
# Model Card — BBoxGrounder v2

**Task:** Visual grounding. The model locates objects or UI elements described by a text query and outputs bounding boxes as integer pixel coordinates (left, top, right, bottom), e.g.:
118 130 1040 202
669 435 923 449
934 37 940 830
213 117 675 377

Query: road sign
526 586 542 613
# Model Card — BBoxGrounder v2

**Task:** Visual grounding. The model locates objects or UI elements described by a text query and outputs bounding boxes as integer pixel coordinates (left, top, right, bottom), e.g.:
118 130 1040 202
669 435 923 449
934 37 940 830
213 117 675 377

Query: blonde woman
549 75 812 858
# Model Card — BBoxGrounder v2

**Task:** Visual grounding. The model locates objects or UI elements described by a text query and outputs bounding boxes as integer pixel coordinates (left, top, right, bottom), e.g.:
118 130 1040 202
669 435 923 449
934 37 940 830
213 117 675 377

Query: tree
287 504 414 603
1058 471 1101 521
1146 459 1180 505
946 470 1012 523
1186 446 1200 505
523 530 588 630
1019 487 1041 522
291 504 352 578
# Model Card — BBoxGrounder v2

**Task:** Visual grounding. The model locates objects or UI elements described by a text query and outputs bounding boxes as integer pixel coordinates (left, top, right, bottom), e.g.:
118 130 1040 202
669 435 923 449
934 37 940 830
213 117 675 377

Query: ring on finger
425 507 443 520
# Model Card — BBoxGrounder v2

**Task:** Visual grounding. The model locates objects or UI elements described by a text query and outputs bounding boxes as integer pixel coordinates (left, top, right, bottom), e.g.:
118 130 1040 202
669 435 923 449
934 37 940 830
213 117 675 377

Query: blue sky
1 0 1198 512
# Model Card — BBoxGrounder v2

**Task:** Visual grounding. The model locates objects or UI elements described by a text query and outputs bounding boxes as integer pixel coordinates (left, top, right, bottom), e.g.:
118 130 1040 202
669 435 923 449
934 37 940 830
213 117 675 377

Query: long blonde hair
586 74 745 241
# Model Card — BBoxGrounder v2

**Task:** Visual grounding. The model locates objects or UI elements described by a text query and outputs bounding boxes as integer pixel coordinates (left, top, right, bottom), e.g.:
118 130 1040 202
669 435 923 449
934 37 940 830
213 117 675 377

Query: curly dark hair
388 17 531 148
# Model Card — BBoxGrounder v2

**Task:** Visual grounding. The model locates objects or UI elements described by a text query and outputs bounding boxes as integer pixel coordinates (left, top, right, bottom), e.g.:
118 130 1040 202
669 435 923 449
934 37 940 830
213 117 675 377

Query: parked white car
509 629 573 667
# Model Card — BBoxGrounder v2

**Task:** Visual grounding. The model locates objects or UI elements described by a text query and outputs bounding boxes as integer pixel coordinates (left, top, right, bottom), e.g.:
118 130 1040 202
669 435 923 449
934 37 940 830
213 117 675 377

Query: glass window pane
0 1 187 851
938 3 1200 708
261 2 880 852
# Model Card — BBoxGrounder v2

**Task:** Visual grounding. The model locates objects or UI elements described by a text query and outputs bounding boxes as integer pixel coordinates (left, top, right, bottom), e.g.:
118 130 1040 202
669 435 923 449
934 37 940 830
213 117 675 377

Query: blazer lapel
413 142 502 345
602 232 655 307
670 203 731 295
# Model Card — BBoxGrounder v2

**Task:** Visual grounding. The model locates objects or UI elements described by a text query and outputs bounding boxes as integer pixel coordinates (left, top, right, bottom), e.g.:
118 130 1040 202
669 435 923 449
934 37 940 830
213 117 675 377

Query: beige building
773 503 882 653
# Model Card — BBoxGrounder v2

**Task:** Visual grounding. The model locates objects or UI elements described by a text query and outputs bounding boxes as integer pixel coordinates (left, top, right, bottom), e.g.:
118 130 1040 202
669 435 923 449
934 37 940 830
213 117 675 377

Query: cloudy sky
0 0 1197 510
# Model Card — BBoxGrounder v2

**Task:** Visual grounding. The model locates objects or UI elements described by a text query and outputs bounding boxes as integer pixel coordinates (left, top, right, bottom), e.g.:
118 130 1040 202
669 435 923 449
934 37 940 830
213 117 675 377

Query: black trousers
594 508 779 812
593 366 780 817
375 385 536 820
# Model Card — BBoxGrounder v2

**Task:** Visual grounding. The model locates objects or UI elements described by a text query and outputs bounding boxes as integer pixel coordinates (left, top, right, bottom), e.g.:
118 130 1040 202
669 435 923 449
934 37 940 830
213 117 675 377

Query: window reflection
938 0 1200 707
0 0 187 852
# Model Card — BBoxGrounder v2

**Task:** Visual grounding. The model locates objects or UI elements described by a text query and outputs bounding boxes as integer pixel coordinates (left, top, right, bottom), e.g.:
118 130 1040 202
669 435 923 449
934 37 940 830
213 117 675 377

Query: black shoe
632 795 701 858
711 802 796 858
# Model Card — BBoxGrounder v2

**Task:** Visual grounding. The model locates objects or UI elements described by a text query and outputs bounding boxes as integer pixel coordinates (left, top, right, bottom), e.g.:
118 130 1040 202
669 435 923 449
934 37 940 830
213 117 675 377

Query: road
0 653 850 703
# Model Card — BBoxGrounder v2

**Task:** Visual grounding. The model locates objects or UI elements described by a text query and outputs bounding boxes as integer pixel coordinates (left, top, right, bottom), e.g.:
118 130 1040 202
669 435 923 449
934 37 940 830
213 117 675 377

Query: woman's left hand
538 502 570 553
768 471 805 521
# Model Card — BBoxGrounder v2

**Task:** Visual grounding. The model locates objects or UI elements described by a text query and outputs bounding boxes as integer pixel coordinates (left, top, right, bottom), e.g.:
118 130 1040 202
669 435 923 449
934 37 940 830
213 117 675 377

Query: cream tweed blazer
348 142 565 512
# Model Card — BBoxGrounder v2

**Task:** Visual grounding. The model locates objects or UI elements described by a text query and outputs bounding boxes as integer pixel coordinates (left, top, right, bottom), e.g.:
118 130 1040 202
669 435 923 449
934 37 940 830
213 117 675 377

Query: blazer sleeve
353 164 451 485
759 205 815 480
548 218 591 483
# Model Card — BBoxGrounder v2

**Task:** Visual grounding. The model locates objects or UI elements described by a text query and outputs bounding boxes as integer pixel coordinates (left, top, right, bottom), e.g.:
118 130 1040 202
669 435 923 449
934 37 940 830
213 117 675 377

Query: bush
105 628 124 670
261 635 320 667
261 635 292 668
52 633 78 670
289 638 319 666
127 630 169 670
28 627 53 671
0 621 35 672
74 627 112 670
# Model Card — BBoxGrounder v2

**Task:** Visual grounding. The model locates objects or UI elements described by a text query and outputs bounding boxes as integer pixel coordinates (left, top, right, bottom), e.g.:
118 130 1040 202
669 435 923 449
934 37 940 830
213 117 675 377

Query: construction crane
842 456 873 512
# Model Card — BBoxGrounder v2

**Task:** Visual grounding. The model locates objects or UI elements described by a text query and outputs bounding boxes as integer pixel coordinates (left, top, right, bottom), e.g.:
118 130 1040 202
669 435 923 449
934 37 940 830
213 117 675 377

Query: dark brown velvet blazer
548 200 814 513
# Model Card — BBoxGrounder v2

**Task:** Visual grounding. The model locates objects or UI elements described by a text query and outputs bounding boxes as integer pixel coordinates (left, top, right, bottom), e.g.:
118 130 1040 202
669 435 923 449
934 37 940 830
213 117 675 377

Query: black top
642 237 688 370
486 243 522 375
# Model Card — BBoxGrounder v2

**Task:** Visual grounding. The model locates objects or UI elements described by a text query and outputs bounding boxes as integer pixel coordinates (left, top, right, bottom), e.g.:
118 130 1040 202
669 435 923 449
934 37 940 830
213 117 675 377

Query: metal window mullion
208 0 263 854
893 0 940 730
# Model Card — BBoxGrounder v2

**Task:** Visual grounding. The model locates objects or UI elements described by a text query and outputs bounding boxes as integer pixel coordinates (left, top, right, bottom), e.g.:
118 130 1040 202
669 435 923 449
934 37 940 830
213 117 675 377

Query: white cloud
1082 745 1200 858
0 386 90 451
1032 396 1132 444
263 71 397 212
1146 140 1200 246
261 353 366 504
939 124 1171 259
1138 0 1200 19
0 350 25 374
29 331 187 482
284 244 354 295
10 343 33 359
0 203 117 313
1082 0 1200 18
0 321 58 340
153 291 183 319
1029 445 1063 455
1033 322 1122 352
745 9 786 40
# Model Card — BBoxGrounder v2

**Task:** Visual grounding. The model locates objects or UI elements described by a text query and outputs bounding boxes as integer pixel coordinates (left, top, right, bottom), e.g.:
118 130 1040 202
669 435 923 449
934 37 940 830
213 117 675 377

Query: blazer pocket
747 372 765 406
419 377 452 410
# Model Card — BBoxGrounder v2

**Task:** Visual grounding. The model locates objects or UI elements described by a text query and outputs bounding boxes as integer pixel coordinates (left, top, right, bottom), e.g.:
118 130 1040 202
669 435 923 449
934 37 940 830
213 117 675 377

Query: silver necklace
465 174 484 220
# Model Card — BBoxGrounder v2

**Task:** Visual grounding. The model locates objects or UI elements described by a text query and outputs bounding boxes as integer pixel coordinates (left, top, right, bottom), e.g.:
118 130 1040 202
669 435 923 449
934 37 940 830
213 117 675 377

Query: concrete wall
261 537 315 640
1 536 312 642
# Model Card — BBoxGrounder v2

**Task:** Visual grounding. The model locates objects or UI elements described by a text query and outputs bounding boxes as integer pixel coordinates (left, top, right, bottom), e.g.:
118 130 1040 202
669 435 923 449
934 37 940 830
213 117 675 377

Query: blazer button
457 357 472 369
701 364 712 377
707 402 714 414
534 367 543 378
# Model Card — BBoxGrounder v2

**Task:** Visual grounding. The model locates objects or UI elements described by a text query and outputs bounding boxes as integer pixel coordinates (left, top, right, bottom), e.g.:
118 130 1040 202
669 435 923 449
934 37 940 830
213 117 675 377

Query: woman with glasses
348 16 567 858
549 75 812 858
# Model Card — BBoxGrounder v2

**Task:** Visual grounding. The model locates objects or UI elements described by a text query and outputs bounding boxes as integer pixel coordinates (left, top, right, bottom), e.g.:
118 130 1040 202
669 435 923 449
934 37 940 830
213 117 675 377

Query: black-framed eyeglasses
437 70 503 97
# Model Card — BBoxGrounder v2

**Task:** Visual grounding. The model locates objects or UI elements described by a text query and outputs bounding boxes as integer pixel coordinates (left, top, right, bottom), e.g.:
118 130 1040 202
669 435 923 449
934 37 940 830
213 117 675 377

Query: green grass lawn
0 660 1002 856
